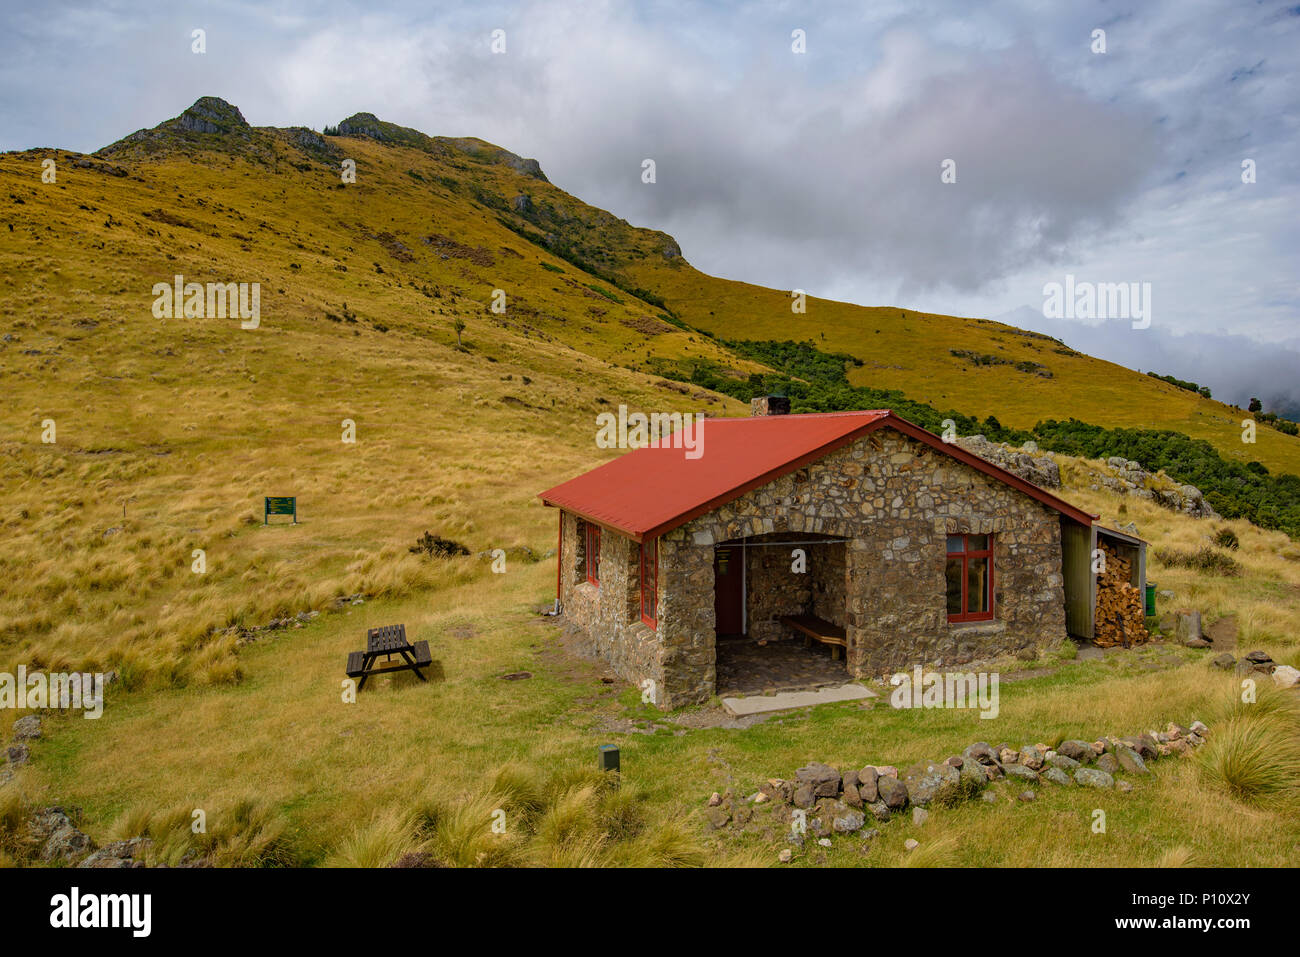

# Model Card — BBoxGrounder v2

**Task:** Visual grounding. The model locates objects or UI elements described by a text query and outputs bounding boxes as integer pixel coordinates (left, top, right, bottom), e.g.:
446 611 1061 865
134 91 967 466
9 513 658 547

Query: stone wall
664 429 1068 704
558 512 666 701
561 426 1071 709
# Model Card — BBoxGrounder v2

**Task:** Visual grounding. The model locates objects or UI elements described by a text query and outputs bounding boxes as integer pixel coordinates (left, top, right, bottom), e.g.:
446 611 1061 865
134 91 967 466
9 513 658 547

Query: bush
409 532 469 559
1211 527 1240 550
1154 546 1242 576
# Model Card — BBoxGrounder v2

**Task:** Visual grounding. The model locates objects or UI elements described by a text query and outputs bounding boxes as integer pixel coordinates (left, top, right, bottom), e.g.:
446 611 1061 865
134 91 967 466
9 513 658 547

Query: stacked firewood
1095 545 1148 647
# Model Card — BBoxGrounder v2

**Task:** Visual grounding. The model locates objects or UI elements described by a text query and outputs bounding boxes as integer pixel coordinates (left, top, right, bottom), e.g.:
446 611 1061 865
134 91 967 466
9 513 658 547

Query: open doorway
713 533 852 694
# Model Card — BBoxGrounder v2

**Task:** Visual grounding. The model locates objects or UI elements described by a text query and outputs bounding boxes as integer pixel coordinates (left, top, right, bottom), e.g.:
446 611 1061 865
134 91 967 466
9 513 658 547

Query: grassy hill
1 98 1297 868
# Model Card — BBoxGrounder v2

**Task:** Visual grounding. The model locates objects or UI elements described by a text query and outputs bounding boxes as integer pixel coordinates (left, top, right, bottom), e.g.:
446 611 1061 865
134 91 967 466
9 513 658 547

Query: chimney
750 395 791 417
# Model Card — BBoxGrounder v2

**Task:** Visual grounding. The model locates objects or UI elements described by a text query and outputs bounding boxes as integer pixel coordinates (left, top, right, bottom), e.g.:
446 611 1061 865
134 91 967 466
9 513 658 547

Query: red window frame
584 522 601 586
946 533 994 622
639 538 658 628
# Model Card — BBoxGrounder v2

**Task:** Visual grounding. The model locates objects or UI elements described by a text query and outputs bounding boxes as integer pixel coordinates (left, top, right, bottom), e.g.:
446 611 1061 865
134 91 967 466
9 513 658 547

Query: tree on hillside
453 318 466 348
1249 397 1263 413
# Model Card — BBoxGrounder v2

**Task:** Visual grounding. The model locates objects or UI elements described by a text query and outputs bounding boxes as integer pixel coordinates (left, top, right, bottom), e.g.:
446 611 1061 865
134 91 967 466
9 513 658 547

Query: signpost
264 496 298 525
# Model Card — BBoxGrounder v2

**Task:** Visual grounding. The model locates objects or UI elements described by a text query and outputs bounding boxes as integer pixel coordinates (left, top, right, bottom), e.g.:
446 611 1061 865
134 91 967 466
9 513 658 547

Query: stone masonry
559 426 1069 708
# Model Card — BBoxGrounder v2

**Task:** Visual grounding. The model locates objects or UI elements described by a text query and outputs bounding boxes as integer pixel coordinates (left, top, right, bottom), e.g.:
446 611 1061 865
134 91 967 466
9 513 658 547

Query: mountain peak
175 96 249 134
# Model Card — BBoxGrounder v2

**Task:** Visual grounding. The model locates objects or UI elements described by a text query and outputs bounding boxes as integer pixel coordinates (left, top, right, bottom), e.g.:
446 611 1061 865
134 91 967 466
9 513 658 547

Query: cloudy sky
3 0 1298 402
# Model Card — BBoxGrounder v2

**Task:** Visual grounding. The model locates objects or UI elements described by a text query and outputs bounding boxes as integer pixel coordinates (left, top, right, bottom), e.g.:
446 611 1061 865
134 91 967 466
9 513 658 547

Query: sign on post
264 496 298 525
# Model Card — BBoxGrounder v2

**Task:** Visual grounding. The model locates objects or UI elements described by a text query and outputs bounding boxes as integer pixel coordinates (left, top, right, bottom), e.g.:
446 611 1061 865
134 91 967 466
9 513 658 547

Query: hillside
1 95 1298 689
1 97 1298 872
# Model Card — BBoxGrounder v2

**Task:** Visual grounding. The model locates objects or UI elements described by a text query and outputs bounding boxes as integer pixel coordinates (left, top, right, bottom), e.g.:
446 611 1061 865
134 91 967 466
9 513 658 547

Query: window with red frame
583 522 601 586
639 538 658 628
945 534 993 622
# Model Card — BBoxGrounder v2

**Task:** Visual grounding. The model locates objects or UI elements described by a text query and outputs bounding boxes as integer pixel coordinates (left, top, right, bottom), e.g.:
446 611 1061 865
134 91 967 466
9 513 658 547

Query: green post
1144 582 1157 617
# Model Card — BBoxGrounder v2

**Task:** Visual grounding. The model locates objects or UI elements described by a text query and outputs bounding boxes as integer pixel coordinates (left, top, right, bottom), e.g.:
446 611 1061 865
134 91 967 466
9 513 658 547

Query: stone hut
539 407 1099 709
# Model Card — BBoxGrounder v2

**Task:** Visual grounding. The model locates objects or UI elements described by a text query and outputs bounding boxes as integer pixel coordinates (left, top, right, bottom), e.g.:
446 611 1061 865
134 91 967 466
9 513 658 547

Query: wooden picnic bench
345 624 432 689
780 614 847 661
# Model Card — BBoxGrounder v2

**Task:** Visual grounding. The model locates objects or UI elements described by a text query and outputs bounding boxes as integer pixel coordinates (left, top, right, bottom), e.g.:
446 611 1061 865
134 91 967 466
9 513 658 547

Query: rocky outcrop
1096 457 1219 519
175 96 250 134
955 436 1061 489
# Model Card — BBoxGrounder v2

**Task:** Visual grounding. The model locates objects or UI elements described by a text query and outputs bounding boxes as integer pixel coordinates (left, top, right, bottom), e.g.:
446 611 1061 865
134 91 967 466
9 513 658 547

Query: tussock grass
1196 685 1300 808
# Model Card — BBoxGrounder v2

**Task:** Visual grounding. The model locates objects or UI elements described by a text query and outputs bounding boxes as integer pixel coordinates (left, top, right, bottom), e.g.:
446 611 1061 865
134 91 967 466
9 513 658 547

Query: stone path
722 683 878 717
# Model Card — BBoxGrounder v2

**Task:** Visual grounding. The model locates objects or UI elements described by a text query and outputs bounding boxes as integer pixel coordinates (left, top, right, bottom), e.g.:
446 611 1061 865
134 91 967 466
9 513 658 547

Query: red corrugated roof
538 410 1096 540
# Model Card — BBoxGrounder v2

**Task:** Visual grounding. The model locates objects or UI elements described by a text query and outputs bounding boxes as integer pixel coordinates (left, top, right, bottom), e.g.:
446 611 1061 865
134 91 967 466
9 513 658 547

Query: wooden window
583 522 602 586
946 534 993 622
639 538 658 628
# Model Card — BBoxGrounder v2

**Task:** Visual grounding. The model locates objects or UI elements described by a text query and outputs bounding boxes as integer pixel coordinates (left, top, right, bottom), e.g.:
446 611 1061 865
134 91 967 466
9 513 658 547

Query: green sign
264 496 298 525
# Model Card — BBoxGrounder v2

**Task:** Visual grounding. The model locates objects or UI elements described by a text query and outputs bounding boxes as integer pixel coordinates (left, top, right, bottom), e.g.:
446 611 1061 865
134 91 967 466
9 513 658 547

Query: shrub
409 532 469 559
1210 527 1240 550
1154 546 1242 576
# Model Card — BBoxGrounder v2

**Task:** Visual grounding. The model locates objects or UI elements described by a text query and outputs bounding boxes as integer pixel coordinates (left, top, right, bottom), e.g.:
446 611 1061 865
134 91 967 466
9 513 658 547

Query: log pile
1095 544 1147 647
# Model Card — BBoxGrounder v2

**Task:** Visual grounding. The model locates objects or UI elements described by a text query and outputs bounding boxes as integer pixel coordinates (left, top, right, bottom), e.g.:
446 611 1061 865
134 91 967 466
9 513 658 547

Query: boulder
28 808 95 864
1074 768 1115 789
1210 653 1236 670
1096 753 1120 775
857 766 879 803
1115 747 1149 775
1175 611 1202 644
1003 764 1039 783
1047 754 1080 771
959 760 987 795
912 807 929 826
1272 665 1300 689
962 742 998 766
997 747 1019 765
7 744 29 767
1042 767 1073 787
1018 790 1036 802
841 781 863 808
705 807 731 829
79 838 150 869
1056 740 1094 763
828 801 866 834
11 715 41 740
778 848 794 864
795 762 842 798
1117 780 1134 793
792 784 816 809
902 762 961 807
904 838 919 851
1189 720 1209 736
866 801 892 823
1019 746 1045 770
877 776 908 810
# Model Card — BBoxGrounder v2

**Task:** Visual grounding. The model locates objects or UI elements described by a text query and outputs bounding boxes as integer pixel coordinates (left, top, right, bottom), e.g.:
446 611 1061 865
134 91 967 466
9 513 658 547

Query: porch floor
715 636 851 696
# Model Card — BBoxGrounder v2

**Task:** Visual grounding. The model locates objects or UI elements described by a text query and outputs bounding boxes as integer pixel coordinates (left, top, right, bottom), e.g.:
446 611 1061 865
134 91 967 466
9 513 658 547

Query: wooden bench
780 614 847 661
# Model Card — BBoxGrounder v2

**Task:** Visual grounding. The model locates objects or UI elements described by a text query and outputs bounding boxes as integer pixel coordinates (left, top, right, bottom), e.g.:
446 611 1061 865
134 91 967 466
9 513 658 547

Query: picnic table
345 624 432 689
